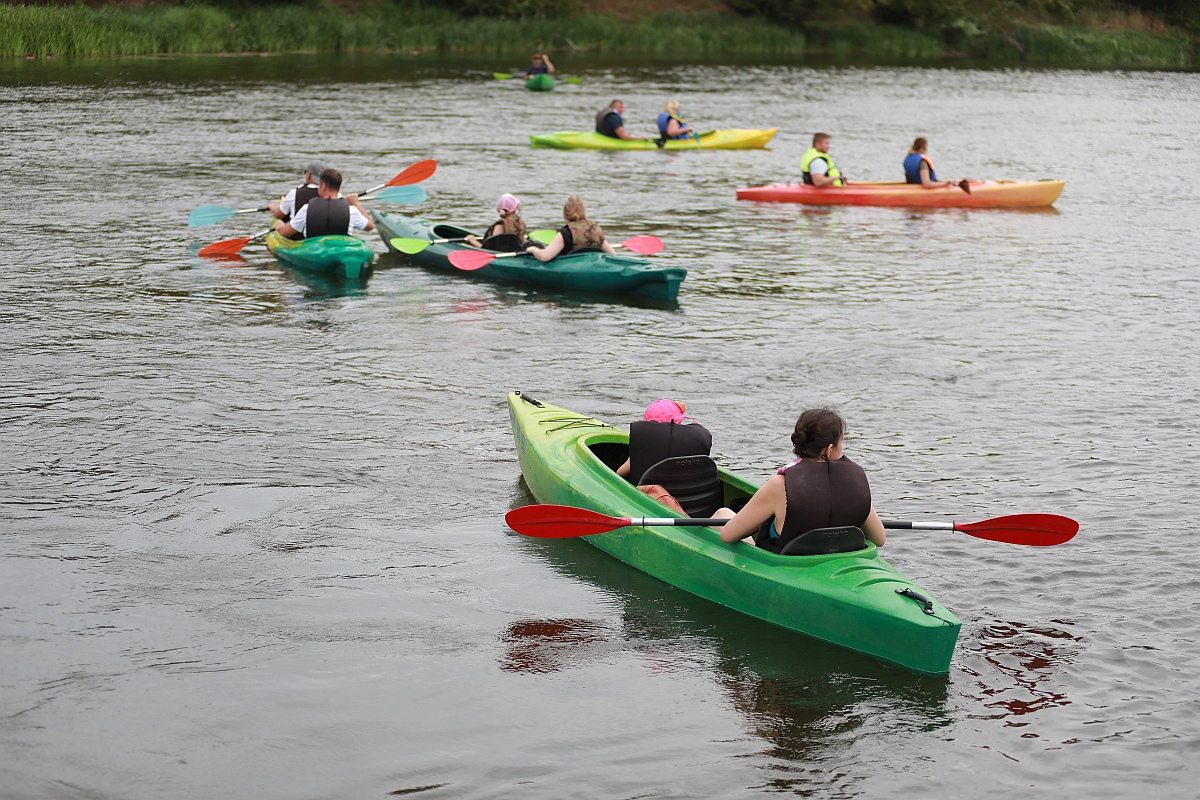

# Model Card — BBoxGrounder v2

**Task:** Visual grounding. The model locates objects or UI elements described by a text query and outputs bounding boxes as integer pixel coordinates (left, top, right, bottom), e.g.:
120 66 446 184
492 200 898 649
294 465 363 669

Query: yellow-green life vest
801 147 843 186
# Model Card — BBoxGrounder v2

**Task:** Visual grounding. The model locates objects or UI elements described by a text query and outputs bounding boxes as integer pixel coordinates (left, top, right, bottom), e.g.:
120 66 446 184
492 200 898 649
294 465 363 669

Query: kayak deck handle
896 587 935 615
516 391 545 408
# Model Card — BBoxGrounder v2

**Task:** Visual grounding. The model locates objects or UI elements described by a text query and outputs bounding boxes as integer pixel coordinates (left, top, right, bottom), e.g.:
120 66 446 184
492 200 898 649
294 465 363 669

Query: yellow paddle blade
391 237 432 255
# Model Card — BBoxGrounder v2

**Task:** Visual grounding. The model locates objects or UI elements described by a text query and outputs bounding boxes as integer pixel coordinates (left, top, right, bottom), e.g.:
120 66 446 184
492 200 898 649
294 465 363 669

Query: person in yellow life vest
800 133 844 187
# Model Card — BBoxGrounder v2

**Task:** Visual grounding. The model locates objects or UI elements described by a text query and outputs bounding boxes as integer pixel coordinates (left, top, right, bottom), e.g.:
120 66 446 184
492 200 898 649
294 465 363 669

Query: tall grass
0 2 1191 67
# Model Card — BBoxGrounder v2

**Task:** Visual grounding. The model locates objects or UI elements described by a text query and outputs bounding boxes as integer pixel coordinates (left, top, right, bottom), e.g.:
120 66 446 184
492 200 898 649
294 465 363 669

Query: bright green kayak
524 73 555 91
508 392 962 675
373 211 686 301
530 129 777 150
265 231 374 279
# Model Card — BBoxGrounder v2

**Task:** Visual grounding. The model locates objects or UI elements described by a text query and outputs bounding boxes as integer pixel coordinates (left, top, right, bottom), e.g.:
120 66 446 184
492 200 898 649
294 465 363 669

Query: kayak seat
639 456 723 518
482 233 521 252
778 526 867 556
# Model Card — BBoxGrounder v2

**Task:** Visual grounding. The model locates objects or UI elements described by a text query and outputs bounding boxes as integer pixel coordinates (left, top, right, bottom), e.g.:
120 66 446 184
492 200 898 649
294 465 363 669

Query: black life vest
627 421 713 485
773 457 871 548
595 108 623 137
283 184 319 223
303 197 351 239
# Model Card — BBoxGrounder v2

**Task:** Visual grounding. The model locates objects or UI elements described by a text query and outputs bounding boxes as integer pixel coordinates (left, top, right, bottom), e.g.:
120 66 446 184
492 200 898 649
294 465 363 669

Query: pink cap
497 193 520 214
643 399 687 423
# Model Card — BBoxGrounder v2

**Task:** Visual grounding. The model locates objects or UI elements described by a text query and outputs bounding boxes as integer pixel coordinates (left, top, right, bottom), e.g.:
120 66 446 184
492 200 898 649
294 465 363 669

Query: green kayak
524 73 555 91
508 392 962 675
265 231 374 279
373 211 686 301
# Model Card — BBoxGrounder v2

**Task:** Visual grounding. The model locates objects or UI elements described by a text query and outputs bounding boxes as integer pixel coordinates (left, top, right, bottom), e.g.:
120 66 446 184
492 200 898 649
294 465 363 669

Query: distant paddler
268 160 325 222
656 101 695 141
526 195 617 261
595 99 635 141
801 132 845 187
465 194 528 249
525 53 554 78
273 169 374 240
904 137 956 189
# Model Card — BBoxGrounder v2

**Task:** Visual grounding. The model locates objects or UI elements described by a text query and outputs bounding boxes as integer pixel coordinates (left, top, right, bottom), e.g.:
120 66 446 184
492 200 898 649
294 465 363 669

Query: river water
1 54 1198 798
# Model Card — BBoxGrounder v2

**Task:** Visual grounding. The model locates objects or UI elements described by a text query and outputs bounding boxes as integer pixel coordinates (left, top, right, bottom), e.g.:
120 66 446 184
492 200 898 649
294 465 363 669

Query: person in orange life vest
903 137 954 189
711 407 885 550
525 196 616 261
273 169 374 240
616 399 712 484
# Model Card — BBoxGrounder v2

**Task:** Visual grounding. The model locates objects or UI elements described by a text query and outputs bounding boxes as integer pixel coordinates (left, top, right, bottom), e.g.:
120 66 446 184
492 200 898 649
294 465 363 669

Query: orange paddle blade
447 249 497 271
621 235 663 255
198 237 252 257
388 159 438 186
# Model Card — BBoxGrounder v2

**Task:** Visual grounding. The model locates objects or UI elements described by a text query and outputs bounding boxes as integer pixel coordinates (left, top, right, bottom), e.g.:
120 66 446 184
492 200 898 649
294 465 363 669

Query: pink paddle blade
956 514 1078 546
505 505 629 538
389 159 438 186
621 235 663 255
448 249 497 271
198 237 251 257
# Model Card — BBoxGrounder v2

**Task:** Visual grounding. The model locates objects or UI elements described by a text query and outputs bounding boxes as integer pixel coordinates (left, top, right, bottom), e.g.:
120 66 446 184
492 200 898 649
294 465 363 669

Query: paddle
447 235 664 271
505 504 1079 547
197 227 272 258
529 229 557 245
958 179 972 194
391 227 555 255
188 185 427 227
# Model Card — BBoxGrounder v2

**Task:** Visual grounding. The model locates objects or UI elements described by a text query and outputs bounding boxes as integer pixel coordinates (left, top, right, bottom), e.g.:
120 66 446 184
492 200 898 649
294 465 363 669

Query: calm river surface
1 54 1198 799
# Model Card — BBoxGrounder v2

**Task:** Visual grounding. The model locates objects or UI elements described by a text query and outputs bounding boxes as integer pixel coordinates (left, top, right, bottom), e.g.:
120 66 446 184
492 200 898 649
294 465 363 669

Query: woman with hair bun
712 408 885 550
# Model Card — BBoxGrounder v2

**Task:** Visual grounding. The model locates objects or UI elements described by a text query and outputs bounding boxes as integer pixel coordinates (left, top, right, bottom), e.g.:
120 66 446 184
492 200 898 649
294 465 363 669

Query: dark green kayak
524 73 555 91
372 211 686 301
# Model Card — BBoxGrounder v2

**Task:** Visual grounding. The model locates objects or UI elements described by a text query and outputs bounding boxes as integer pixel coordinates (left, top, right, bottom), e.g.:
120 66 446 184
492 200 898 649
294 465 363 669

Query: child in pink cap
616 399 712 484
466 193 528 248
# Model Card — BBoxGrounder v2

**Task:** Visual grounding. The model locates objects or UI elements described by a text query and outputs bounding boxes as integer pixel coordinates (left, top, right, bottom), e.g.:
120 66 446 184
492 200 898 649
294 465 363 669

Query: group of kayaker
461 193 618 258
618 399 886 551
594 99 697 142
800 132 960 189
269 161 375 240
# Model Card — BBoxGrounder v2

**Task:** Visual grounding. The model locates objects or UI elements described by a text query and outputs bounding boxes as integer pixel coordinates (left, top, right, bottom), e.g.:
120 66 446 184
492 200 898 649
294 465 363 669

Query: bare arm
269 202 285 220
274 219 298 237
527 232 564 262
666 119 692 137
716 475 785 544
601 240 617 255
543 55 555 73
613 125 636 141
863 506 885 546
616 459 631 478
811 173 838 188
919 162 951 190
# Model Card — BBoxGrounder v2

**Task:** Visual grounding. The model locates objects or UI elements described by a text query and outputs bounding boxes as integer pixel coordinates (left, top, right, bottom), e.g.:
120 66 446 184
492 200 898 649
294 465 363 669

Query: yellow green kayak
530 129 777 151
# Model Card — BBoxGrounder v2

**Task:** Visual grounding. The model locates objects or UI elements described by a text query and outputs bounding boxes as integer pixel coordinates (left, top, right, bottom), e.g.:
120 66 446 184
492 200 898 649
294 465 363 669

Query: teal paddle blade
371 185 427 204
188 205 237 227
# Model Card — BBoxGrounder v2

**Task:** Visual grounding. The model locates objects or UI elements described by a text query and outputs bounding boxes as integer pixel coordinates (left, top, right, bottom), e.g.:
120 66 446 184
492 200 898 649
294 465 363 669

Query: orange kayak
736 179 1065 208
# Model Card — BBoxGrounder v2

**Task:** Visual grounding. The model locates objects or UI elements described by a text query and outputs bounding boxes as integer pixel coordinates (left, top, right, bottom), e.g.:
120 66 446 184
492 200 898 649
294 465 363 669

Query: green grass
0 2 1191 67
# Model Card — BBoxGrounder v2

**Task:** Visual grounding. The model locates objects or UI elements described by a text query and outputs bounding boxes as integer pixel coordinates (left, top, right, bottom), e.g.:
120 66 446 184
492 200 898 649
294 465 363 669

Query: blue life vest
904 152 937 184
656 112 690 139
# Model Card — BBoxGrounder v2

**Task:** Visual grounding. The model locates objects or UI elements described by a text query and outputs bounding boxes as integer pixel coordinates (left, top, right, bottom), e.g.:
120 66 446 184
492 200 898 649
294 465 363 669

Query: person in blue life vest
657 101 695 141
710 408 886 551
525 53 554 77
272 169 374 240
800 133 845 187
268 160 325 222
904 137 954 189
595 99 635 140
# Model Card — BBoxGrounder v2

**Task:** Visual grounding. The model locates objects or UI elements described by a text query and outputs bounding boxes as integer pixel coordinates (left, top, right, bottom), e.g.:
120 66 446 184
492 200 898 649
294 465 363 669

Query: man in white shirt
273 169 374 239
269 161 325 221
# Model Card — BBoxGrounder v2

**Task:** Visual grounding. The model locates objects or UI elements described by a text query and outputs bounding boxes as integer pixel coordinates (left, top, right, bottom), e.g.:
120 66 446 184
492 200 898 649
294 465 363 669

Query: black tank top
283 184 319 223
303 197 351 238
627 421 713 485
775 457 871 546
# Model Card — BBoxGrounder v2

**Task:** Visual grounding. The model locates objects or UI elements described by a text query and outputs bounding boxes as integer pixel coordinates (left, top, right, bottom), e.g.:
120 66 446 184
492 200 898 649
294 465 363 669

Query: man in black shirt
595 99 636 140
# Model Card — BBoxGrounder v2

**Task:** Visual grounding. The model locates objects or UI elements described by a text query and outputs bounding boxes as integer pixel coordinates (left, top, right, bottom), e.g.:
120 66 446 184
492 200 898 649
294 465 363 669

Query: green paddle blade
529 229 556 245
188 205 238 227
565 77 582 84
370 185 427 204
493 72 513 80
390 237 432 255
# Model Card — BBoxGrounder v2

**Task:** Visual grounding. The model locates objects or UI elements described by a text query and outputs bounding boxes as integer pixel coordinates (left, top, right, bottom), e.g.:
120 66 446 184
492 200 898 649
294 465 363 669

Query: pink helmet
643 399 688 423
497 193 521 215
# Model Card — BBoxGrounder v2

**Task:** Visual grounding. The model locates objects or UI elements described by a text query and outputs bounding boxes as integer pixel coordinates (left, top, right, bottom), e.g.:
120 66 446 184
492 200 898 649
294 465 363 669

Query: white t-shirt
289 198 369 237
808 158 829 176
279 184 317 217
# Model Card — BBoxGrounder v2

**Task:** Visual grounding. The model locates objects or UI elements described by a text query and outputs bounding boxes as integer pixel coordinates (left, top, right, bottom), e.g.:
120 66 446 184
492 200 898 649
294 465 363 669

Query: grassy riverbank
0 1 1192 67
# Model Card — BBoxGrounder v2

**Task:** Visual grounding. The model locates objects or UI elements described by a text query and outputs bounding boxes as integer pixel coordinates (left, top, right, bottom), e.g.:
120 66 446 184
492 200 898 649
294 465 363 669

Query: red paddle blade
956 514 1078 546
447 249 497 271
505 505 629 538
388 159 438 186
621 235 663 255
198 237 252 257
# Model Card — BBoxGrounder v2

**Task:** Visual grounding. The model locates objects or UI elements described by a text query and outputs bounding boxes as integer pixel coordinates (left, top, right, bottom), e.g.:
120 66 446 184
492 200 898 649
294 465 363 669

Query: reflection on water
961 618 1081 722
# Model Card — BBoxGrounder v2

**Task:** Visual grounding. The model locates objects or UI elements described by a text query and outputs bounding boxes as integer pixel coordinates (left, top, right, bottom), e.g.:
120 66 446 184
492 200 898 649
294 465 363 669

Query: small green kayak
373 211 686 301
265 231 374 279
524 73 555 91
530 129 777 151
508 392 962 675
